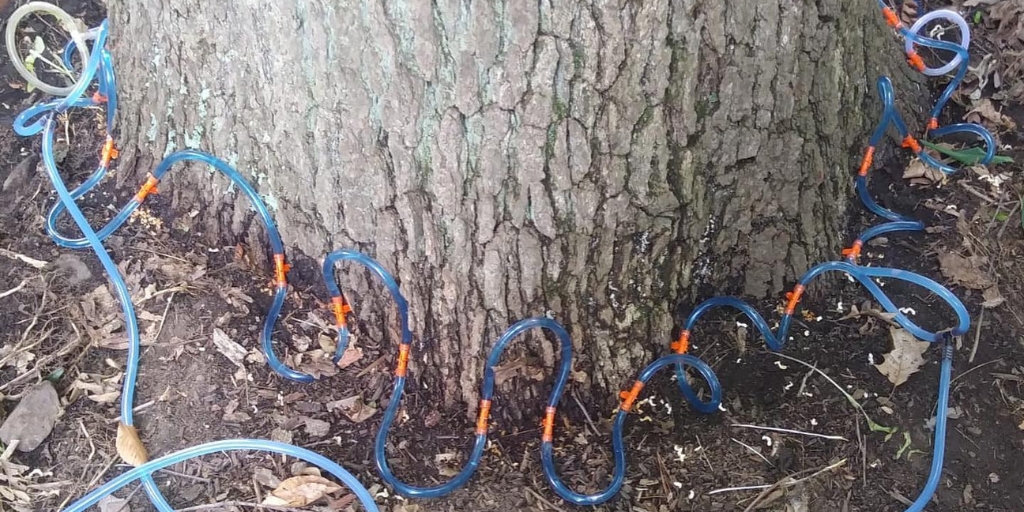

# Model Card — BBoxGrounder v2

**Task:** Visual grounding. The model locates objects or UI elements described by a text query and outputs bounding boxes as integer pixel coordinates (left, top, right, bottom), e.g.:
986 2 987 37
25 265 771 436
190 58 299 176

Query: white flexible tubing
904 9 971 77
5 1 90 96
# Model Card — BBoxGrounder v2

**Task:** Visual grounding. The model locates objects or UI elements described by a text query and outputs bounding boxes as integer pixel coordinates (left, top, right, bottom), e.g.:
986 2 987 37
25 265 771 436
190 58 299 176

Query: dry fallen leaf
116 422 149 466
331 395 377 423
874 327 930 388
262 475 343 507
938 252 994 290
965 98 1017 130
903 158 946 185
336 344 363 369
293 349 339 379
981 286 1006 308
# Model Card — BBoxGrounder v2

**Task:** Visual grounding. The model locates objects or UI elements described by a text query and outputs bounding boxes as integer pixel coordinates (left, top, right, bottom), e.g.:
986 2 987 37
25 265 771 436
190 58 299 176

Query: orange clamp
901 135 922 154
331 296 352 328
396 343 411 377
858 146 875 177
618 380 645 413
784 284 805 316
134 174 159 203
882 7 903 29
101 138 120 168
476 399 492 436
841 240 863 262
92 92 108 104
906 50 926 73
927 117 939 131
273 254 290 288
541 406 557 443
671 330 690 354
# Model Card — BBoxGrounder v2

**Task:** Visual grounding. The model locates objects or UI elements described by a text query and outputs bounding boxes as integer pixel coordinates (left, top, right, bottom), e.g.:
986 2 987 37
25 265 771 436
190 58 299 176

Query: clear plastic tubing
903 9 971 77
4 1 90 96
61 439 379 512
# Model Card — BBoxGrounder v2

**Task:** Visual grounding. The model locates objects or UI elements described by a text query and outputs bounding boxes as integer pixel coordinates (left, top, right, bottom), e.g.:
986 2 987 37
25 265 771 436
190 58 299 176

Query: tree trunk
108 0 922 412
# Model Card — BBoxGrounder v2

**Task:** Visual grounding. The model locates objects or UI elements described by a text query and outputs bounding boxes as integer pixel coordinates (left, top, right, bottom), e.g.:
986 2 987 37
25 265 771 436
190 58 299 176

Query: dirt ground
1 1 1023 511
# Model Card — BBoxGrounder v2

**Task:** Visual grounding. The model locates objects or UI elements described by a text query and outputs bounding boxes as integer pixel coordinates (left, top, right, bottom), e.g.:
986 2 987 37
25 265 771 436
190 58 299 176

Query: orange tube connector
331 296 352 328
671 330 690 354
100 137 119 168
858 146 875 177
476 399 492 436
906 50 926 73
882 7 903 29
901 135 922 154
927 117 939 132
396 343 411 377
784 284 805 316
134 174 159 203
842 240 864 262
618 380 644 413
273 254 289 288
541 406 557 443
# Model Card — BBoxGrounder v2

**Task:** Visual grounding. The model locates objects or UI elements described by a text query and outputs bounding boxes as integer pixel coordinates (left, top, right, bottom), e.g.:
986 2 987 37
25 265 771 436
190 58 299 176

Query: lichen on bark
109 0 924 412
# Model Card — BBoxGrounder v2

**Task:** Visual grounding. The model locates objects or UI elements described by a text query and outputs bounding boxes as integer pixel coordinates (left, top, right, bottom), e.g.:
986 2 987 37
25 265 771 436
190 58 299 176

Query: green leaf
920 139 1014 166
895 431 912 459
44 367 65 383
974 11 983 24
995 212 1009 222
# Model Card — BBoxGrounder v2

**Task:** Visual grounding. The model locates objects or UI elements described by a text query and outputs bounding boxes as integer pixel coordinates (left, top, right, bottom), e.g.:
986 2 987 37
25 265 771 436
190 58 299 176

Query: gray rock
0 381 63 452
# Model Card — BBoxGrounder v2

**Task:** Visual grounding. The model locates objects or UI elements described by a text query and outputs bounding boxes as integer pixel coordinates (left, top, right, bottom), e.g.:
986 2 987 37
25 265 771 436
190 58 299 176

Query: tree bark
108 0 922 412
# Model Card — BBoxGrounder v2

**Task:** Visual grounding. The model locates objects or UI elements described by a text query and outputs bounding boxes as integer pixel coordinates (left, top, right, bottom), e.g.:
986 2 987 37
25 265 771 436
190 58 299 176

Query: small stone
0 381 63 452
97 495 130 512
968 426 982 436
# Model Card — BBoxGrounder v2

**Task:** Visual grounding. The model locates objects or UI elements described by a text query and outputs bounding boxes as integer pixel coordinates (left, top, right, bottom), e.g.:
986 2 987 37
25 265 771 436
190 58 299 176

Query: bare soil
1 1 1022 511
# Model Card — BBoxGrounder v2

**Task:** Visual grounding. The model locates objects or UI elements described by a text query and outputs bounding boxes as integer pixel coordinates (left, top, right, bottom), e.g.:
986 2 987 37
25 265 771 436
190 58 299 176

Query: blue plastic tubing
16 18 378 512
320 250 722 503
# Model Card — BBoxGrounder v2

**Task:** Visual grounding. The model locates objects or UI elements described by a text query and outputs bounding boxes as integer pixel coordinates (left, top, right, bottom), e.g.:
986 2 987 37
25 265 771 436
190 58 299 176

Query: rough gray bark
109 0 921 412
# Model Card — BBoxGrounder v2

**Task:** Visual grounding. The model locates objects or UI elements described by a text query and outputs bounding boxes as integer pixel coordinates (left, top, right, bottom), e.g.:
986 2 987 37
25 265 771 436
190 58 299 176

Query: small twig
0 279 28 299
695 434 714 473
731 423 847 441
958 181 998 205
0 248 48 269
59 456 117 510
155 468 212 483
571 389 601 438
707 484 772 495
113 484 144 512
524 486 565 511
950 358 1003 386
0 440 20 461
796 366 815 397
731 438 774 468
969 308 984 364
856 416 866 488
655 451 671 497
772 352 884 431
742 458 848 512
154 292 176 343
997 200 1021 240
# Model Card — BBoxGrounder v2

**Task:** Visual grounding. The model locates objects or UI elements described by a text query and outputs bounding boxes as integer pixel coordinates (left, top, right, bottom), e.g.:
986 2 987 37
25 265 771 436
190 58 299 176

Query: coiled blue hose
13 14 378 511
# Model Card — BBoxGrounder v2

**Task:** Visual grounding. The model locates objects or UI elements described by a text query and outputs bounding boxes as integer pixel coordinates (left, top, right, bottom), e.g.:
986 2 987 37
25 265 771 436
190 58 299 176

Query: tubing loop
542 354 721 506
902 9 971 77
4 1 91 96
63 440 380 512
372 316 574 499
